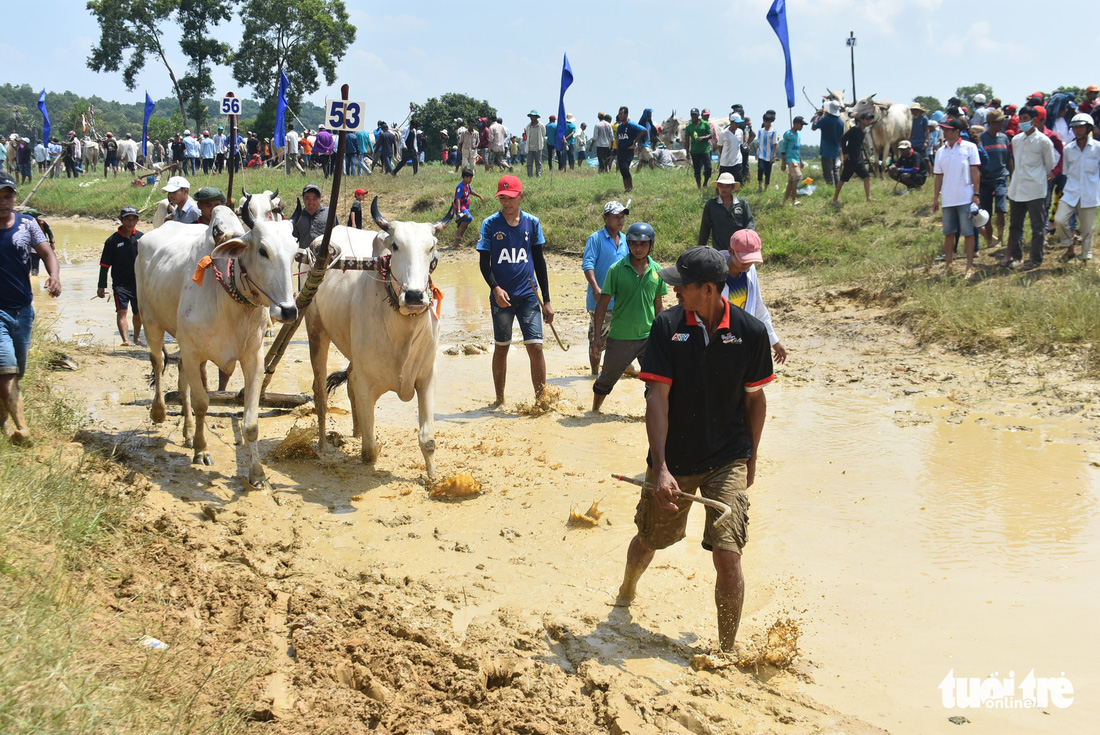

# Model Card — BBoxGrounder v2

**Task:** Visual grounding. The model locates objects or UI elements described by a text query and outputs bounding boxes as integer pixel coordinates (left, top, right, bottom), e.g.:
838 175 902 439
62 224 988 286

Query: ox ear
433 209 453 233
211 230 252 259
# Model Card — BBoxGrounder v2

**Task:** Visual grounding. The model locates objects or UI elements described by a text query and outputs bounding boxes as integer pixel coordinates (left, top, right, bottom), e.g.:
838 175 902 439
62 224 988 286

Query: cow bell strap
377 253 440 317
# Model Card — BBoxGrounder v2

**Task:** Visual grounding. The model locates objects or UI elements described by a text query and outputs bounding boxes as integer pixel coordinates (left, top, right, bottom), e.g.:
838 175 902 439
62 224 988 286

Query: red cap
1034 105 1047 122
354 188 368 196
549 115 557 121
1031 92 1045 102
495 175 522 198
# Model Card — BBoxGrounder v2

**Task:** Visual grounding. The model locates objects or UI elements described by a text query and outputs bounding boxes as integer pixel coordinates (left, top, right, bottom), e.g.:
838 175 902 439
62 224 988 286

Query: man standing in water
477 175 554 405
97 206 143 346
615 246 773 653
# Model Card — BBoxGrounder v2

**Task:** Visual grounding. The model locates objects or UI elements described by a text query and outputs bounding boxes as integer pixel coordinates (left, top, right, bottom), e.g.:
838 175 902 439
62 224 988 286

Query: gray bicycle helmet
626 222 655 242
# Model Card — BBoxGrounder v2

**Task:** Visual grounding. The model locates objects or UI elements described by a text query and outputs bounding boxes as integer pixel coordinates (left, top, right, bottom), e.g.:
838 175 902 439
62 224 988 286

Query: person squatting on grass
0 172 62 446
477 175 554 405
589 222 666 412
613 246 773 654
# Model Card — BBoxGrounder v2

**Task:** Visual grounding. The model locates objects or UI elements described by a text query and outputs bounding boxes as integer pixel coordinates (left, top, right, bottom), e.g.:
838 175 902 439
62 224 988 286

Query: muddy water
40 222 1100 734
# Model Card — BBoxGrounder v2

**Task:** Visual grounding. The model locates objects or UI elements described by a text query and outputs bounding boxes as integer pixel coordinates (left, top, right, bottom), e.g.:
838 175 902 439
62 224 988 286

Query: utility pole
847 31 857 104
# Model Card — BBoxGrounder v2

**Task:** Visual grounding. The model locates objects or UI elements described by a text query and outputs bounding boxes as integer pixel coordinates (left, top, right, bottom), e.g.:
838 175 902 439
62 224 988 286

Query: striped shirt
757 128 778 162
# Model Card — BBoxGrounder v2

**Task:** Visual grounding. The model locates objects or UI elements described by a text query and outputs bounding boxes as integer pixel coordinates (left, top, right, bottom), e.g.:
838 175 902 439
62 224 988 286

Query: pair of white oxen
135 193 451 491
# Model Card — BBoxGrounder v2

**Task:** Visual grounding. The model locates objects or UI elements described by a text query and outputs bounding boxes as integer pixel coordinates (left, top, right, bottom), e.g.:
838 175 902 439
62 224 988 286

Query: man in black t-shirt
833 112 875 204
97 206 143 346
614 246 773 653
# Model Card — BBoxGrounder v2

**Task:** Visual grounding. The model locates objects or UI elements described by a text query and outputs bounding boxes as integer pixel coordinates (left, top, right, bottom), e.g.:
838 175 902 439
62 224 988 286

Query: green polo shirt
601 255 668 341
685 120 712 154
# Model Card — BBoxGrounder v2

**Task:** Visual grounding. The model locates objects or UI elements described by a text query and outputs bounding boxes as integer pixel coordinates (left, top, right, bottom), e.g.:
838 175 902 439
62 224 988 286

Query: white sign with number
324 98 365 132
221 96 241 116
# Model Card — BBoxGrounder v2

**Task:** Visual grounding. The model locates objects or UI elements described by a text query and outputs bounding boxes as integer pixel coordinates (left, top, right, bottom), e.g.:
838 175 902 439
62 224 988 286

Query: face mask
1019 121 1032 132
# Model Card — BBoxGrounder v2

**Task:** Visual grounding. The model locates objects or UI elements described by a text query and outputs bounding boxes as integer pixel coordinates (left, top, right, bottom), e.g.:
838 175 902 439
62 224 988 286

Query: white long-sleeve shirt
722 265 779 346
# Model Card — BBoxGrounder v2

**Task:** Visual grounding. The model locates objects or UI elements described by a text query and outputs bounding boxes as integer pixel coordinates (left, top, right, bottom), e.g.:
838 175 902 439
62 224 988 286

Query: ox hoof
150 405 166 424
244 476 270 494
193 452 214 466
183 437 194 449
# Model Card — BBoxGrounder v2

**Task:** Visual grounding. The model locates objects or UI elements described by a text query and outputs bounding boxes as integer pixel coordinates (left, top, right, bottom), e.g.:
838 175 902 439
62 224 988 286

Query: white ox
136 206 300 490
306 199 451 479
82 138 100 171
238 188 285 228
850 94 912 176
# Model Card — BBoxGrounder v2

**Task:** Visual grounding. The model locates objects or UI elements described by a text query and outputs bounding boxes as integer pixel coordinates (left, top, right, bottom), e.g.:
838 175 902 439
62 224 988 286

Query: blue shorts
114 286 139 315
0 305 35 378
456 207 472 223
490 291 542 345
980 181 1008 214
941 204 976 237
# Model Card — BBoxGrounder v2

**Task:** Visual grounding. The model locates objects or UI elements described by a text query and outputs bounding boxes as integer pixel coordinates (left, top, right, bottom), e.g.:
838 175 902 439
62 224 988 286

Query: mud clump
516 386 568 416
429 472 482 499
740 618 802 668
269 423 317 460
567 501 604 527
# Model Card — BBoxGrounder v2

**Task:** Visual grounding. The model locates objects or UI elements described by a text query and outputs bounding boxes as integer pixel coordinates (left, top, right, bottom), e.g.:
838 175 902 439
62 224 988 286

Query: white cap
973 94 986 104
183 129 191 136
161 175 191 193
825 100 843 116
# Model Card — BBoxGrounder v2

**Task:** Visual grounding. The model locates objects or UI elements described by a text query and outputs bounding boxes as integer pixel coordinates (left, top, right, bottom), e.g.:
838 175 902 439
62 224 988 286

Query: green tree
177 0 232 132
954 84 994 106
414 93 497 163
231 0 356 135
86 0 189 123
1052 85 1086 102
912 95 942 114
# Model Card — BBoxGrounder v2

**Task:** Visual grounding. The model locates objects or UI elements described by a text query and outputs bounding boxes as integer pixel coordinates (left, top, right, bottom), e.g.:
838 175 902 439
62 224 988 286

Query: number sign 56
324 99 365 132
220 96 241 116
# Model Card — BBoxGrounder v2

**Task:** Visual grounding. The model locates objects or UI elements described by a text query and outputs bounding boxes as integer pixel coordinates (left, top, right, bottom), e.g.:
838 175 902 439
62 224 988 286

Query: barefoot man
477 174 554 405
615 246 773 652
0 171 62 445
97 206 144 346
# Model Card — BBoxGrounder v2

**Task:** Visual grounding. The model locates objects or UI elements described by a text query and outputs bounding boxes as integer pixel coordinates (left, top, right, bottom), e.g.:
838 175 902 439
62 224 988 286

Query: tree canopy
177 0 232 131
414 93 498 163
912 95 942 114
954 84 994 106
231 0 356 123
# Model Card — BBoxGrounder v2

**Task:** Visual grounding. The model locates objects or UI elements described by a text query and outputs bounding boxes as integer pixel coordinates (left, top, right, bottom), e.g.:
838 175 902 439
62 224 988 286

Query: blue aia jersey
477 211 545 299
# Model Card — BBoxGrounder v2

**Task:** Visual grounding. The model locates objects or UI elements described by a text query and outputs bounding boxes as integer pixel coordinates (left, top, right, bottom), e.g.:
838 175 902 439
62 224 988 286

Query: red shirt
1044 128 1064 177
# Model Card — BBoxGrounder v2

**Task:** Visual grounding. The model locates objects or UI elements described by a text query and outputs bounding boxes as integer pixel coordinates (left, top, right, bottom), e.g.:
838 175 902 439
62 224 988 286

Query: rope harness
192 255 258 307
292 249 443 318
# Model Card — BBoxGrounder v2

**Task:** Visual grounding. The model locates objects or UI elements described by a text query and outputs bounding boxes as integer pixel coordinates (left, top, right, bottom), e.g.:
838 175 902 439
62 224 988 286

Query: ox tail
326 365 351 395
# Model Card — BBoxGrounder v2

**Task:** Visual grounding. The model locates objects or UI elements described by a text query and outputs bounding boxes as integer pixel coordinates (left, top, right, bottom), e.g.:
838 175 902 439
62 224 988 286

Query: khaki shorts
587 309 612 345
634 460 749 553
786 161 803 181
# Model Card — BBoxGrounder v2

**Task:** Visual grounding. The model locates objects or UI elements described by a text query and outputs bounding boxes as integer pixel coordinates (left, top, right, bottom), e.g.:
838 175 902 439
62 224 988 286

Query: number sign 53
324 99 365 132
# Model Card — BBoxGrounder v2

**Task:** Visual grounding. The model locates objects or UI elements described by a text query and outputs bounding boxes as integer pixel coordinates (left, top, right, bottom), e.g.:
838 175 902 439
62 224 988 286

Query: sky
5 0 1095 133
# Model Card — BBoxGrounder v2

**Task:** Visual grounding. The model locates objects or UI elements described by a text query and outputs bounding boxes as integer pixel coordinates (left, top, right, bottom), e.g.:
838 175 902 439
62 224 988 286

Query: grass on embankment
0 326 255 734
23 160 1100 370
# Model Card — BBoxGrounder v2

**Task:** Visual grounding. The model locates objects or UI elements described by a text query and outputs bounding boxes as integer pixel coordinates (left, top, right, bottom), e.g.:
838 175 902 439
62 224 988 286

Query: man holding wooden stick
613 246 773 653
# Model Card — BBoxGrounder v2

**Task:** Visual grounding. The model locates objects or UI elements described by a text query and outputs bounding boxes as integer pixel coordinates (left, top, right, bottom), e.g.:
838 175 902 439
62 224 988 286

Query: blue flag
142 92 155 158
766 0 795 109
38 89 50 146
273 69 289 149
555 53 573 151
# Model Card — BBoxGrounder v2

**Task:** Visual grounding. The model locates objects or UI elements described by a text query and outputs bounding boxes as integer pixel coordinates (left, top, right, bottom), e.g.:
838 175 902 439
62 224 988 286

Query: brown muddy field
33 221 1100 734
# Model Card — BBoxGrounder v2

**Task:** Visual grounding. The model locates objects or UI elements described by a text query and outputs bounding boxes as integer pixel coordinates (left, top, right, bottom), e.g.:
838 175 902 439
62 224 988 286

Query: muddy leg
306 318 330 452
713 549 744 652
238 350 267 491
416 370 436 480
491 344 509 406
348 369 378 464
526 343 546 398
146 323 168 424
182 353 212 465
614 535 655 607
179 357 194 447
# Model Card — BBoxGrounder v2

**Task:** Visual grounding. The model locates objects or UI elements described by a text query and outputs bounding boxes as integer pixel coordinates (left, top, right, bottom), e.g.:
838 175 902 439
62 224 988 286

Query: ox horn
433 209 454 233
370 197 392 233
271 187 279 200
238 190 255 230
241 187 251 198
290 197 302 225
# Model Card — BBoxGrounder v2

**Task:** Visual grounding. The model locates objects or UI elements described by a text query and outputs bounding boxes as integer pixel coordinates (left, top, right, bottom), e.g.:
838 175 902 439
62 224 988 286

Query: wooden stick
18 153 66 208
528 277 568 350
611 473 733 528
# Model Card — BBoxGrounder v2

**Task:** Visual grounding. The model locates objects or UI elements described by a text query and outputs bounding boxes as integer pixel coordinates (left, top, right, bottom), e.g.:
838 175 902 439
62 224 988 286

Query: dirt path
40 240 1099 734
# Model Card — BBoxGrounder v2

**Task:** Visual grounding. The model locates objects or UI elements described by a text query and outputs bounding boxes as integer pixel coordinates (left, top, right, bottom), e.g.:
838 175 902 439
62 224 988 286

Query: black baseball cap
657 246 727 287
303 183 322 196
792 116 806 125
941 118 967 132
0 172 16 193
119 205 139 218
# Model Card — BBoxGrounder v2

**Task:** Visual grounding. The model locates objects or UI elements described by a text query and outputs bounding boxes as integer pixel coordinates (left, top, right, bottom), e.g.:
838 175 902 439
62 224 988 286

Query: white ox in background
82 138 100 172
850 94 912 175
306 199 452 480
136 207 300 491
237 188 285 228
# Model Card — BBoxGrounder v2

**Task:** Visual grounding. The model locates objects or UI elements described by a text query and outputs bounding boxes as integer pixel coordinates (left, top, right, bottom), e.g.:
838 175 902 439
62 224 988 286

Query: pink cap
729 229 763 264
